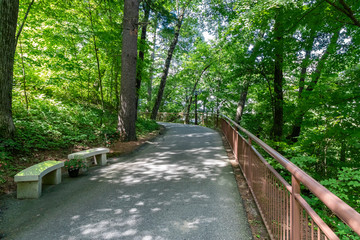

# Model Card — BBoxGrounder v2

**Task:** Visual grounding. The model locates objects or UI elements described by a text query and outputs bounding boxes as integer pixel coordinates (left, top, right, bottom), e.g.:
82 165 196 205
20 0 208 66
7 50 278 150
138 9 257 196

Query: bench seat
68 147 110 166
14 160 64 199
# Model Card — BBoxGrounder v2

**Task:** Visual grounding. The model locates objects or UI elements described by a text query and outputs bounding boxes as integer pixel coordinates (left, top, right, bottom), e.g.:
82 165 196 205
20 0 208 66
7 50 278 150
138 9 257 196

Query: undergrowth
0 96 159 188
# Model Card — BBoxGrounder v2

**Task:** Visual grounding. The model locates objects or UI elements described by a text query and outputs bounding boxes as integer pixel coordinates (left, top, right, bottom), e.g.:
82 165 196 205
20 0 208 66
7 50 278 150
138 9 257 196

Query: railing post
247 138 253 185
291 175 301 240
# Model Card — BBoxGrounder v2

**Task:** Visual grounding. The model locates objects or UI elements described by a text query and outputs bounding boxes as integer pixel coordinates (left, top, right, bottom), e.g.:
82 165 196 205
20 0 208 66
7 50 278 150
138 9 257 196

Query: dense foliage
0 0 359 238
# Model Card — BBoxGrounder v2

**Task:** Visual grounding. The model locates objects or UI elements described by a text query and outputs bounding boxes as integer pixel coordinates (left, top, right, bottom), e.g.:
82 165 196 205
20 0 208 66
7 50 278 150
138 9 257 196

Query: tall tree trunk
147 15 158 112
298 28 316 97
235 79 249 124
118 0 140 141
0 0 19 139
298 49 311 97
150 8 187 120
184 64 211 124
272 9 284 141
114 58 120 111
235 34 263 124
19 39 29 111
135 1 151 117
288 29 340 142
88 4 105 112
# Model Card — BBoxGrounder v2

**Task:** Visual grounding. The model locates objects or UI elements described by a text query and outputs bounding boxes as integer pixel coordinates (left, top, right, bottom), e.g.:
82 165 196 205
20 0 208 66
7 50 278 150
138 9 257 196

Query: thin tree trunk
272 9 284 141
89 4 105 112
135 1 151 118
235 79 249 123
15 0 34 47
147 15 158 112
298 49 311 97
340 141 346 162
109 60 114 104
118 0 140 141
0 0 19 139
71 38 85 102
87 68 91 101
105 1 120 110
288 29 340 142
114 58 120 111
184 64 211 124
298 28 316 97
19 39 29 111
150 7 187 120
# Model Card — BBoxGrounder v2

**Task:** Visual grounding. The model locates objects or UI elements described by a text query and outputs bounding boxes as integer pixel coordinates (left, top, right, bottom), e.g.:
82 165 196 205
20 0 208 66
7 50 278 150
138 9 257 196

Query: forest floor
0 126 165 196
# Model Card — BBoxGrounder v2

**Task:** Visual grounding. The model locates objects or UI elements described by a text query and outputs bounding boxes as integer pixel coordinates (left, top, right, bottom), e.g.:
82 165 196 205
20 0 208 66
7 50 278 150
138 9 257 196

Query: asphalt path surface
0 123 252 240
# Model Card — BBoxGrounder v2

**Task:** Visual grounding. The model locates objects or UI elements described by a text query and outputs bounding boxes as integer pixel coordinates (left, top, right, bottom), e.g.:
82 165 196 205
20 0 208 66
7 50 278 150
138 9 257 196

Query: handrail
221 114 360 236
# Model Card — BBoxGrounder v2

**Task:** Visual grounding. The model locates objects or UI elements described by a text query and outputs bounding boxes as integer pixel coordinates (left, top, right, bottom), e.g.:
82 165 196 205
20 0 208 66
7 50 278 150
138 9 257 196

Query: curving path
0 123 252 240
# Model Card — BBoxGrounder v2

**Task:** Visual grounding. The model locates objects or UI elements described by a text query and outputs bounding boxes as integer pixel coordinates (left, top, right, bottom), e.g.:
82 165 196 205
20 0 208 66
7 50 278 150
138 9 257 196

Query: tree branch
15 0 35 47
324 0 360 27
286 0 325 34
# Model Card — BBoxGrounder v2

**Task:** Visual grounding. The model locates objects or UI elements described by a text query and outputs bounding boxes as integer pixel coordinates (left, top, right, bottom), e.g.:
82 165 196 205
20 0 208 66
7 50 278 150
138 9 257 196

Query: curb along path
1 123 252 240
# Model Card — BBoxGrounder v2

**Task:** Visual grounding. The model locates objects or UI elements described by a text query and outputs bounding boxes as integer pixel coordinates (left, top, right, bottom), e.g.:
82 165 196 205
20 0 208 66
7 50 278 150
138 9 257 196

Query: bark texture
235 80 249 124
118 0 140 141
272 9 284 141
135 2 150 115
147 16 157 111
150 9 186 120
0 0 19 139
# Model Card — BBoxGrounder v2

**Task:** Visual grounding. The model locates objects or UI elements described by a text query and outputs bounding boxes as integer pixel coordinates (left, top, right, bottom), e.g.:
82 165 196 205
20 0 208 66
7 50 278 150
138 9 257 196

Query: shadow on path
0 123 252 240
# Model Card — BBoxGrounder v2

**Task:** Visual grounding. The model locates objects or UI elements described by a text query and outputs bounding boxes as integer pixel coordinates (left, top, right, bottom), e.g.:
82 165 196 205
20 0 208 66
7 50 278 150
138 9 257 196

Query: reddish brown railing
220 115 360 239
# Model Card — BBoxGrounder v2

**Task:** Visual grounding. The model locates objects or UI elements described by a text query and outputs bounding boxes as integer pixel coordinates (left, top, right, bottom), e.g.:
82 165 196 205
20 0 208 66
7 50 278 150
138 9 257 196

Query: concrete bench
68 147 110 166
14 160 64 199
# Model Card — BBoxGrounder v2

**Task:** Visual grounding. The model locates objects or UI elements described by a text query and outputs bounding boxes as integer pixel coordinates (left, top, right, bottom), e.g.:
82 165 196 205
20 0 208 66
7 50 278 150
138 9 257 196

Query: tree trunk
298 27 316 97
150 8 186 120
118 0 140 141
89 4 105 112
0 0 19 139
288 29 340 142
272 9 284 141
19 39 29 111
147 15 158 112
184 64 211 124
135 2 151 117
235 79 249 124
340 141 346 162
114 58 120 111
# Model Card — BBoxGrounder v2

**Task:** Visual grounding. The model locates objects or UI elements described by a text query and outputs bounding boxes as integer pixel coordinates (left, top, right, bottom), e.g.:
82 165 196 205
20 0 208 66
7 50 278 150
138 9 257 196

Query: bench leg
43 168 62 185
99 153 107 166
17 180 42 199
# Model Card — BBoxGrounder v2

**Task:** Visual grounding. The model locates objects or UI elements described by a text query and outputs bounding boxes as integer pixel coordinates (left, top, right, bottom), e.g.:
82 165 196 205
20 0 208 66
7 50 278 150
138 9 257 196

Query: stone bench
14 160 64 199
67 147 110 166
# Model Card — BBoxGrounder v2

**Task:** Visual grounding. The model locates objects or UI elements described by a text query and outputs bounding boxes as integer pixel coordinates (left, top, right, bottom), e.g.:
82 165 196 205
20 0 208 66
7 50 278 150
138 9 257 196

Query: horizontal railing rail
219 114 360 239
144 111 360 239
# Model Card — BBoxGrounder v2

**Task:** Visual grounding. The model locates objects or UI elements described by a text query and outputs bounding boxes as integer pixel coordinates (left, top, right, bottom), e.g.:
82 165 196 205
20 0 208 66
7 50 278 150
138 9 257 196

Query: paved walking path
0 123 252 240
